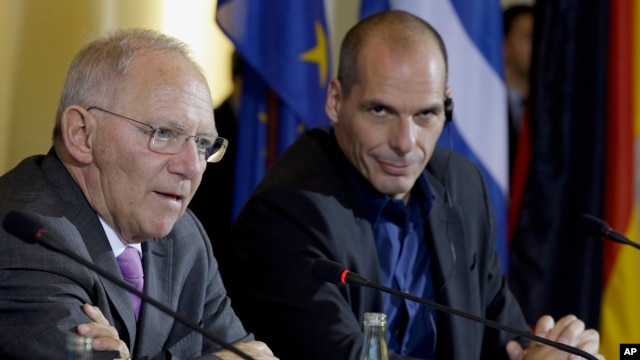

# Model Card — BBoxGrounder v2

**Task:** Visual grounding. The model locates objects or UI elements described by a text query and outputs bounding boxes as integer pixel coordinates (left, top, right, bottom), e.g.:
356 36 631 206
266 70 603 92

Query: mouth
377 160 411 175
155 191 184 203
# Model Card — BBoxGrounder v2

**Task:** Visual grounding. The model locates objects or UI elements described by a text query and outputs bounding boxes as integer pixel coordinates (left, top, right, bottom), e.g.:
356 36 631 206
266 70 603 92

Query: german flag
599 0 640 357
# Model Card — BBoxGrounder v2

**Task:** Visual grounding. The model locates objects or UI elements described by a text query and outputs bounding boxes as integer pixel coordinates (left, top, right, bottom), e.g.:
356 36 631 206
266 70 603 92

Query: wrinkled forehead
358 38 447 89
114 52 215 130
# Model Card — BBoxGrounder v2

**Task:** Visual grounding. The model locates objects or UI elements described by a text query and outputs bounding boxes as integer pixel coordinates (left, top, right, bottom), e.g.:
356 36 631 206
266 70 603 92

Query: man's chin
375 182 414 200
145 218 178 239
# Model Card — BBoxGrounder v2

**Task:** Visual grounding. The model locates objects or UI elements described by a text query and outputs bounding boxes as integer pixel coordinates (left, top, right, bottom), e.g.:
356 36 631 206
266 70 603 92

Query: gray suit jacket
224 127 529 360
0 150 252 359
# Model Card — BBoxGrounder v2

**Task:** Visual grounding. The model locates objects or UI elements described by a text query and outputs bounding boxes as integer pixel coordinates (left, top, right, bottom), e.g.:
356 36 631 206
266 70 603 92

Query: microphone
2 210 255 360
312 258 598 360
581 213 640 250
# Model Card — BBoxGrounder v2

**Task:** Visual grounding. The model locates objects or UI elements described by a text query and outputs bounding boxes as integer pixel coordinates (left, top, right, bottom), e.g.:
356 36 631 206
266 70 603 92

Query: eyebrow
360 99 444 116
360 99 394 112
156 118 216 137
419 103 443 114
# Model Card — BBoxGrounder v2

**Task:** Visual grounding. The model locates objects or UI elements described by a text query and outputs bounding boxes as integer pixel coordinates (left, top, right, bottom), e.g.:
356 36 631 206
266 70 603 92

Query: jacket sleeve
0 212 121 360
225 188 380 360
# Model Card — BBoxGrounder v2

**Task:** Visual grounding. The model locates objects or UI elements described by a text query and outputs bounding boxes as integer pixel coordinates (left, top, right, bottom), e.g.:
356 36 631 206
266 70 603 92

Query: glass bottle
66 333 92 360
360 312 389 360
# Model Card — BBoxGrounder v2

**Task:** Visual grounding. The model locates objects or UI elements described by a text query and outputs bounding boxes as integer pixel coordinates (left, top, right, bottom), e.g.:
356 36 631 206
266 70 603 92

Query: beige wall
0 1 21 174
0 0 233 174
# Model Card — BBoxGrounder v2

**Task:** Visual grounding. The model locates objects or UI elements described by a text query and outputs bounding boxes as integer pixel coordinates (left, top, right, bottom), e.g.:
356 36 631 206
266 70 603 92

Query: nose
167 138 206 179
389 117 416 154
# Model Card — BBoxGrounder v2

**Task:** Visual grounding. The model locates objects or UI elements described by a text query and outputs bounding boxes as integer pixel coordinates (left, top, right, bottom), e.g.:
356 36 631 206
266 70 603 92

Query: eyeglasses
87 106 227 163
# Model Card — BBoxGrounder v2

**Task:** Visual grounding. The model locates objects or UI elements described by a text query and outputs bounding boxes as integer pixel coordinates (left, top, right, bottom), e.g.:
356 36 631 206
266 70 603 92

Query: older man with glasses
0 28 277 360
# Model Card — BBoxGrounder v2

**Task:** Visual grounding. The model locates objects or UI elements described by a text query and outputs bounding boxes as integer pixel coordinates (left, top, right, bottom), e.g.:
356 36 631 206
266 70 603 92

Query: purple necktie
116 246 144 320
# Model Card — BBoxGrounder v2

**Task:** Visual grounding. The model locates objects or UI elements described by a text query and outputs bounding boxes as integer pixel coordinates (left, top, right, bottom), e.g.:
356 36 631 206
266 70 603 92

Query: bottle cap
66 333 92 353
363 312 387 326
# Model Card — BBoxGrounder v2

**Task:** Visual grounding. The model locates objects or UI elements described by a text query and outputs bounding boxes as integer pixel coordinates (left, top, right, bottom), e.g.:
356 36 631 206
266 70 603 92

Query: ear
60 106 95 165
445 86 452 99
325 78 342 125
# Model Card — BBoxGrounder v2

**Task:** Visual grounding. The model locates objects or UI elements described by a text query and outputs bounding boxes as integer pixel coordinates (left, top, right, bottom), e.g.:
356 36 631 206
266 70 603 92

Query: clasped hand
506 314 604 360
77 303 130 360
77 304 279 359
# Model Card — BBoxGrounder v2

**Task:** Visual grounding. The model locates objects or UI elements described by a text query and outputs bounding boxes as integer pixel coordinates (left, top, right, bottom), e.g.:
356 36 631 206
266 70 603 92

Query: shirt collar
343 156 435 226
99 216 142 258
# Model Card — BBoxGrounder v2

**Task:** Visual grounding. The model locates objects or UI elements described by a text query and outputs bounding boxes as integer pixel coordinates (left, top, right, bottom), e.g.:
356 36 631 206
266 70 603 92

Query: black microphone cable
312 258 600 360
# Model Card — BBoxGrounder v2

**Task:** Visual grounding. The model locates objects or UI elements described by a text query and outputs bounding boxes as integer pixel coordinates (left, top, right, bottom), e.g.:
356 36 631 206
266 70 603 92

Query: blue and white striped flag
361 0 509 272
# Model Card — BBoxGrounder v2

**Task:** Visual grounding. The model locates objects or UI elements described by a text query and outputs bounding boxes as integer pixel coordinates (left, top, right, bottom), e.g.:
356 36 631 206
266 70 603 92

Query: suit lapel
42 154 138 348
89 238 139 346
427 180 460 295
134 237 174 357
72 209 138 349
427 175 468 359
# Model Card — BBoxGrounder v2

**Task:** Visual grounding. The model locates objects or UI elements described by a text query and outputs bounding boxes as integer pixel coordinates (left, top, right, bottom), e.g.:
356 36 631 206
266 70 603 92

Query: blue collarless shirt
348 161 438 359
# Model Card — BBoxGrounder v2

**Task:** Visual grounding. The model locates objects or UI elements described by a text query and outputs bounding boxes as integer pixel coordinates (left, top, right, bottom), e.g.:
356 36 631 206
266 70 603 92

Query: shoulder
427 147 488 188
0 153 84 222
0 155 48 204
253 127 347 195
170 209 211 252
427 146 482 182
426 147 491 206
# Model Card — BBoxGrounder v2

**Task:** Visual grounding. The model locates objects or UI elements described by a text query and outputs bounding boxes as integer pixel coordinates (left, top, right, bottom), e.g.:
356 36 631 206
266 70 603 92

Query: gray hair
53 28 198 140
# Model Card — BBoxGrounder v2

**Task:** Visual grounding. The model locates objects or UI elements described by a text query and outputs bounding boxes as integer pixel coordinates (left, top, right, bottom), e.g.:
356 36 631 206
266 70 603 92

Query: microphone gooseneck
580 214 609 237
2 210 255 360
581 213 640 250
311 258 599 360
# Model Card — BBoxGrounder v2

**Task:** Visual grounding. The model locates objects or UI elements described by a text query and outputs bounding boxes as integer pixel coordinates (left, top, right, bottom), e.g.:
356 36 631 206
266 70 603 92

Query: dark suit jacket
0 150 252 359
225 127 529 360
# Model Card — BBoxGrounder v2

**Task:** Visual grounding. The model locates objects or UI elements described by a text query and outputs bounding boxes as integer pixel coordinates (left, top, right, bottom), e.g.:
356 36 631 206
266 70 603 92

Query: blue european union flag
216 0 332 219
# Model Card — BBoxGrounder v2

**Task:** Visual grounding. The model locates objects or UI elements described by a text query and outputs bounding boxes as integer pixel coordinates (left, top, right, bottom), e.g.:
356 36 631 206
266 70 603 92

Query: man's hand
213 340 279 359
77 303 131 360
505 314 604 360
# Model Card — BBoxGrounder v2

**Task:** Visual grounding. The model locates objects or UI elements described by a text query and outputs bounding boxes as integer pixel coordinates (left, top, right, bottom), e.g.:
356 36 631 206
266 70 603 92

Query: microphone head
311 258 348 285
3 210 42 243
580 214 609 237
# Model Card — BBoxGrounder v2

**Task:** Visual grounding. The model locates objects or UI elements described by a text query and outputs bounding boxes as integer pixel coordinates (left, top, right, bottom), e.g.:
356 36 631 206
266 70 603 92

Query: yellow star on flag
300 21 329 87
